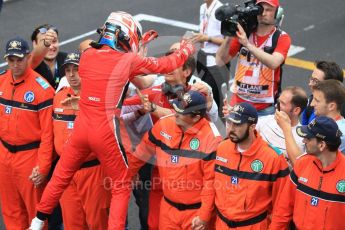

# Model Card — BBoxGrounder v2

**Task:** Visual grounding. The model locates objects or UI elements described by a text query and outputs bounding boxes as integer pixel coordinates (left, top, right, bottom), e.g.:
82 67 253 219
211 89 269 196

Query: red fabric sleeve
229 37 241 58
129 44 194 78
273 33 291 59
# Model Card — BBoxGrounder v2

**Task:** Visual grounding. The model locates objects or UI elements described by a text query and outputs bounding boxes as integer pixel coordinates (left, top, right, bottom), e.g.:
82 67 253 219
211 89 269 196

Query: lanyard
202 0 218 34
54 61 59 84
253 27 276 49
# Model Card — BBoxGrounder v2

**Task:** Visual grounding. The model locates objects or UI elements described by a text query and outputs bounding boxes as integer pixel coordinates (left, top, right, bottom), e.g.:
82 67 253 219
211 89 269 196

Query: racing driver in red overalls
29 11 195 230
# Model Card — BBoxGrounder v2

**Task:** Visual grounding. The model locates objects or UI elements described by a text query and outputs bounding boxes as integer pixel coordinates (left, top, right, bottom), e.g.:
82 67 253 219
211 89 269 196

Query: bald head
169 42 180 51
79 39 94 53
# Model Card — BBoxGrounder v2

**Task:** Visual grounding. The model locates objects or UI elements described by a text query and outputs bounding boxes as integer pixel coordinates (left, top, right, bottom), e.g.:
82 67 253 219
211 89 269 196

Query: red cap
256 0 280 7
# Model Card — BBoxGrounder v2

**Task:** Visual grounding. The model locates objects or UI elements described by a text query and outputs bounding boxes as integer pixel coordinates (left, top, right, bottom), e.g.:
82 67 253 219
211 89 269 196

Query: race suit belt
164 196 201 211
0 139 40 153
216 207 267 228
80 159 100 169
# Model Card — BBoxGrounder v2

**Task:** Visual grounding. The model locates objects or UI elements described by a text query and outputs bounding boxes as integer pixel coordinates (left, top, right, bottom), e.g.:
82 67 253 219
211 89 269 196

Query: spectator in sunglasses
30 24 67 89
301 60 343 125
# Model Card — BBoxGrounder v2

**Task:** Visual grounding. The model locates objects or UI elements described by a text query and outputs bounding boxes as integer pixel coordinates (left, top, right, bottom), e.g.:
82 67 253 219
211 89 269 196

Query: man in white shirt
257 86 308 168
190 0 229 118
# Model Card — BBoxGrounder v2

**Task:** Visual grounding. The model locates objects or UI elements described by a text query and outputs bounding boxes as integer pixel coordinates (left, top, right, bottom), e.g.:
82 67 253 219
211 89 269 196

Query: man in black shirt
31 24 67 89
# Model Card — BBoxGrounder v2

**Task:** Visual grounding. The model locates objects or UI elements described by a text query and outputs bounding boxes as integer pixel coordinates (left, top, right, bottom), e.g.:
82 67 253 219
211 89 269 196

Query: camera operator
216 0 291 116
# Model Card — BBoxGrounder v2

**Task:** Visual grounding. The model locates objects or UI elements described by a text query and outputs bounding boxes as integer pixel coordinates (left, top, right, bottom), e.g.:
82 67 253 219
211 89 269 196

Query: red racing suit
270 152 345 230
36 44 195 230
129 114 222 229
0 68 54 229
53 87 111 229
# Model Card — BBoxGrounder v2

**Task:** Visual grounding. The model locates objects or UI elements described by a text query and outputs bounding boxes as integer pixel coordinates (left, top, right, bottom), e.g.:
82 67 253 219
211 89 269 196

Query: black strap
216 208 267 228
0 139 40 153
270 29 283 103
80 159 100 169
164 196 201 211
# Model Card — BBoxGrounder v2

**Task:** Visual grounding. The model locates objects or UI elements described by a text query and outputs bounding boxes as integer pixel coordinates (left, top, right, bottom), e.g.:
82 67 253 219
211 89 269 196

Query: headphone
161 82 185 98
274 6 284 26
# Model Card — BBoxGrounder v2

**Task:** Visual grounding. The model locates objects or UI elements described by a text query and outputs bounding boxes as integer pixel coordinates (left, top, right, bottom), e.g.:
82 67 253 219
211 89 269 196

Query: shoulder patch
209 122 221 137
0 70 7 75
35 77 50 90
268 144 283 155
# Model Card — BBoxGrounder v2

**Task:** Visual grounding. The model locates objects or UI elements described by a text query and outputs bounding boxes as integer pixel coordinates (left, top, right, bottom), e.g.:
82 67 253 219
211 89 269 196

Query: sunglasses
38 27 58 34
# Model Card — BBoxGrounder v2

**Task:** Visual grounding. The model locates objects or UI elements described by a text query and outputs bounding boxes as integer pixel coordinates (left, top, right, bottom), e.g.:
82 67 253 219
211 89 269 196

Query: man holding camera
216 0 291 116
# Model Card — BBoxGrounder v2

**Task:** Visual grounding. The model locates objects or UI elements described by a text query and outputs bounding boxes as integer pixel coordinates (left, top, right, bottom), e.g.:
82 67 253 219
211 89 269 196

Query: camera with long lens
215 0 263 37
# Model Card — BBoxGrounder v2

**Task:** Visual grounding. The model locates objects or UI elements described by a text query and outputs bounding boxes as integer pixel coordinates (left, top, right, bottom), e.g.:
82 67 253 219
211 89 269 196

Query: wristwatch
150 102 157 112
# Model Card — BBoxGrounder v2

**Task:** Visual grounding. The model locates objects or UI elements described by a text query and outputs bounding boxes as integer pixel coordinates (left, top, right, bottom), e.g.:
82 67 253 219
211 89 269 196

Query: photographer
216 0 291 116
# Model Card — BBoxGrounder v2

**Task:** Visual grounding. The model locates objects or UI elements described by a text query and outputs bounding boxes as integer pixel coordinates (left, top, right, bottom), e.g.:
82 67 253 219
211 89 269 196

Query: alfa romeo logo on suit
189 138 200 150
24 91 35 103
336 180 345 193
251 159 264 172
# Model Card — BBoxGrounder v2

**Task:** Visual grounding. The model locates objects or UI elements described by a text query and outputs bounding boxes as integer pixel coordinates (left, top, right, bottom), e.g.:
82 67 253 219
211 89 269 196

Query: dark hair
183 56 196 83
316 137 341 152
314 79 345 111
316 60 344 82
31 24 59 42
283 86 308 115
165 49 196 84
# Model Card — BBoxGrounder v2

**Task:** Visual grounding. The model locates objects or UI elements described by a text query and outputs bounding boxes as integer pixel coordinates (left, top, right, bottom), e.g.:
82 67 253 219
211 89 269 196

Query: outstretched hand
60 95 80 110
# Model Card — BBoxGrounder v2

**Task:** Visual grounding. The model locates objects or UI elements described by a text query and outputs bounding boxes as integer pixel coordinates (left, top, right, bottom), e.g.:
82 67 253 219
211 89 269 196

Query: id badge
5 106 12 114
231 176 239 185
67 121 74 129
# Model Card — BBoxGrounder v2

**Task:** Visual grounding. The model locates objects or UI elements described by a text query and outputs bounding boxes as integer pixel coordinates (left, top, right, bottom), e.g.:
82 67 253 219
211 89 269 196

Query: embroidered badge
24 91 35 103
160 131 172 140
189 138 200 150
251 159 264 172
336 180 345 193
36 77 50 90
216 156 228 163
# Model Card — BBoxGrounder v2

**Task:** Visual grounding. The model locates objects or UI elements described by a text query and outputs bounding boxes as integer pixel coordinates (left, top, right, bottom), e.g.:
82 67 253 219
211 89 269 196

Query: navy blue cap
61 52 80 67
296 116 342 143
171 90 207 115
4 37 30 58
226 102 258 124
